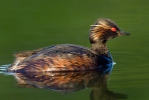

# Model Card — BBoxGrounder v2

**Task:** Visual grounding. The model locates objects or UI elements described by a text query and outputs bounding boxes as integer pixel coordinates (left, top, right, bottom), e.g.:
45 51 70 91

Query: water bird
12 71 127 100
7 18 130 72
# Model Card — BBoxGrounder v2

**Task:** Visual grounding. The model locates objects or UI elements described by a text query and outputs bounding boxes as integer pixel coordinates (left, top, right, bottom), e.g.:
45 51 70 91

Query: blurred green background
0 0 149 100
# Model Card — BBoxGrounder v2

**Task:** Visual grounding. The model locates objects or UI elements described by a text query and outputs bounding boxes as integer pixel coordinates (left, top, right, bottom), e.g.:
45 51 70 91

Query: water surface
0 0 149 100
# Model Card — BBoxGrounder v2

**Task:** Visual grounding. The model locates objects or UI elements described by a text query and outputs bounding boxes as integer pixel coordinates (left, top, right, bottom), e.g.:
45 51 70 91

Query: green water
0 0 149 100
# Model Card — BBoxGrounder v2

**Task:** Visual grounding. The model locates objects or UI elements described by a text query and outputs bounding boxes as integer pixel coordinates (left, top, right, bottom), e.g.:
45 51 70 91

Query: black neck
91 42 108 55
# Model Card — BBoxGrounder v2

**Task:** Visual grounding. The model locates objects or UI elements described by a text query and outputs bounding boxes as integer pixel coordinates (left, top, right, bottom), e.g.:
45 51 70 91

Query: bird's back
12 44 100 72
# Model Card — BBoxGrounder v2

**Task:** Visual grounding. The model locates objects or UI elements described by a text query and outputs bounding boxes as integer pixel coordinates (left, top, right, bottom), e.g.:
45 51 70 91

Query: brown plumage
7 18 130 72
14 71 127 99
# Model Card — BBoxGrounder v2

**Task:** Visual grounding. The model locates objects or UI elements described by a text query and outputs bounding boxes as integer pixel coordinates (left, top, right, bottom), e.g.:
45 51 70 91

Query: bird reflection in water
6 65 127 100
0 59 127 100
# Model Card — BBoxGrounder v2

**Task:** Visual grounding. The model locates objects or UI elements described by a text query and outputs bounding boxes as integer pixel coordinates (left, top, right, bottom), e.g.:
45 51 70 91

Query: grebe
7 18 130 72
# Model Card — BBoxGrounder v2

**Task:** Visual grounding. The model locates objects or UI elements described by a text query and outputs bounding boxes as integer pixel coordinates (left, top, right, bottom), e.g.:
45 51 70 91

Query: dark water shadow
0 71 127 100
0 61 127 100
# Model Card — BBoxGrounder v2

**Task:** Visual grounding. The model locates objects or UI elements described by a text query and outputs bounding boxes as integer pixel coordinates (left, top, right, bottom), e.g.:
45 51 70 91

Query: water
0 0 149 100
1 64 126 100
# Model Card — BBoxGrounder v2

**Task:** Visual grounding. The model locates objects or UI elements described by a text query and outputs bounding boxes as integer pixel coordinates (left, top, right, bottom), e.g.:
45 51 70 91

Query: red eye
111 27 116 32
